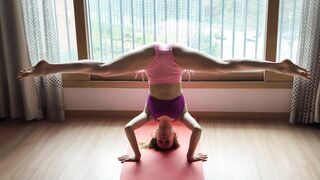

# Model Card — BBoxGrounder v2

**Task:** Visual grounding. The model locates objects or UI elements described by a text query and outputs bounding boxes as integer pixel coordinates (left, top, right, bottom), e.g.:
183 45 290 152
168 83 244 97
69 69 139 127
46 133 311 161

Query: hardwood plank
0 118 319 180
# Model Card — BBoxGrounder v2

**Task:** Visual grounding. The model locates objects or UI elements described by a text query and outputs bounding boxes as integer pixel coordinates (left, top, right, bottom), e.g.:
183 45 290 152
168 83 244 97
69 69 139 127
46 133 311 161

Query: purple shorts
147 94 185 121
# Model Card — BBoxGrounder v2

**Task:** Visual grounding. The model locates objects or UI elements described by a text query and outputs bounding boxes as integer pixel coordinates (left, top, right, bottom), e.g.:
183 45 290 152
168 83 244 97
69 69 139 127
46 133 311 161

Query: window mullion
264 0 280 62
73 0 88 60
264 0 292 82
68 0 90 81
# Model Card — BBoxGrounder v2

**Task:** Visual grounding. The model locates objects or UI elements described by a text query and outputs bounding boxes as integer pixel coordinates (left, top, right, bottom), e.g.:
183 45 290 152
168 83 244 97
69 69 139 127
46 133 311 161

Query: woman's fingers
196 153 208 157
118 155 129 160
120 158 130 163
118 155 136 163
118 157 130 163
187 153 208 162
196 153 208 161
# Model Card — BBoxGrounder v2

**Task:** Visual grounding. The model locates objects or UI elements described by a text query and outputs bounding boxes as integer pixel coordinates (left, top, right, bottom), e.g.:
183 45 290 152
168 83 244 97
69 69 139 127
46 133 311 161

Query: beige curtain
289 0 320 124
0 0 41 120
0 0 65 121
315 82 320 122
21 0 65 121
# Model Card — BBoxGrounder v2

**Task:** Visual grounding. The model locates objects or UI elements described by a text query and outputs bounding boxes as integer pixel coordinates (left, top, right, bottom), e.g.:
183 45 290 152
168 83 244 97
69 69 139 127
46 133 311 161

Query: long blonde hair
139 137 180 151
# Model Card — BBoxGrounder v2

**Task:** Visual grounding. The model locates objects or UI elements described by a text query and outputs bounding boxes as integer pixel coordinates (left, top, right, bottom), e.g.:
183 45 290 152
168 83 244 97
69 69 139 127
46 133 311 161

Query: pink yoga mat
120 120 204 180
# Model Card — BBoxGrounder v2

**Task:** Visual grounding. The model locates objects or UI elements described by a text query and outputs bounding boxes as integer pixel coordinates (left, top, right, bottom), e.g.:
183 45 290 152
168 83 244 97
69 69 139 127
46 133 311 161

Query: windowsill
62 71 293 89
62 80 293 89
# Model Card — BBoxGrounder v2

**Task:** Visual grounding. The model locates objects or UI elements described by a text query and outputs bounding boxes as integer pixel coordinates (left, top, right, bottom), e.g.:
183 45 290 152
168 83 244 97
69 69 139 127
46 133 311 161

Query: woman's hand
118 154 140 163
187 153 208 162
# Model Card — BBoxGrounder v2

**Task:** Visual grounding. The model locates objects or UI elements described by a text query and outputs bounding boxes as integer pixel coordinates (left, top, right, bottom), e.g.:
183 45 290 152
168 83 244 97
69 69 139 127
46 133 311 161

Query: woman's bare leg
172 43 311 80
17 60 103 79
17 43 155 80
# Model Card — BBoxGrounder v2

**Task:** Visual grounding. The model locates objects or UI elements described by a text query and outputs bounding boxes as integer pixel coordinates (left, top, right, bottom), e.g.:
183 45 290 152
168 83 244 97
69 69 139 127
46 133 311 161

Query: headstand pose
17 42 310 163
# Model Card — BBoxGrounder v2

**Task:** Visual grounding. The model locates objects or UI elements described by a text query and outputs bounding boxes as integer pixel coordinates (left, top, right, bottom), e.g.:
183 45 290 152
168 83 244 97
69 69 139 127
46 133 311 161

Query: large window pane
277 0 302 63
86 0 267 61
55 0 78 62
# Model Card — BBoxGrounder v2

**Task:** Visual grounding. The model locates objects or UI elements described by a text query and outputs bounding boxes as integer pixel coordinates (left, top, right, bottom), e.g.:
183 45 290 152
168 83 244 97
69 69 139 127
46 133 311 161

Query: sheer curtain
289 0 320 123
0 0 77 121
21 0 65 121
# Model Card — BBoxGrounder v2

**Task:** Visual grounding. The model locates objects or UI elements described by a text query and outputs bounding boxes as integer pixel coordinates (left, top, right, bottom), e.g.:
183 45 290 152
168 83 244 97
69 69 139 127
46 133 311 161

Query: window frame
66 0 292 88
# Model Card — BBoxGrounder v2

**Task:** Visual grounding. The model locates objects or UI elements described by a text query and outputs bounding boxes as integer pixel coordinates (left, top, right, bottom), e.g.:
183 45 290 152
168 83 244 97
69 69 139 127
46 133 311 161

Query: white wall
63 88 292 112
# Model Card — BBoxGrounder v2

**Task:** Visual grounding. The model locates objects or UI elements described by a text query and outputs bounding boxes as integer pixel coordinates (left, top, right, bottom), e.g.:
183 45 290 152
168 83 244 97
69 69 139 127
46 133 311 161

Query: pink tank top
144 43 183 85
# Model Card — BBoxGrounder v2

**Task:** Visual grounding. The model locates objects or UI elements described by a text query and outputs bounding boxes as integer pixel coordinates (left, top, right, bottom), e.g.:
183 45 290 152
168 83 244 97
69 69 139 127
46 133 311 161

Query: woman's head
141 116 180 151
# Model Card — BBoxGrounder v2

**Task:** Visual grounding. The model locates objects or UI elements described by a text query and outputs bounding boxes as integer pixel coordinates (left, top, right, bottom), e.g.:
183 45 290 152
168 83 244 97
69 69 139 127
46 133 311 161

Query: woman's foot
17 60 50 80
277 59 311 80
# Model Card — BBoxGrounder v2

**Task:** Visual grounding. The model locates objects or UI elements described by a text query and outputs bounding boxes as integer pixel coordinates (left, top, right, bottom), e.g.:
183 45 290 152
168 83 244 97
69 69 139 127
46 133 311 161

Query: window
277 0 302 63
21 0 78 64
86 0 268 61
70 0 303 82
55 0 78 62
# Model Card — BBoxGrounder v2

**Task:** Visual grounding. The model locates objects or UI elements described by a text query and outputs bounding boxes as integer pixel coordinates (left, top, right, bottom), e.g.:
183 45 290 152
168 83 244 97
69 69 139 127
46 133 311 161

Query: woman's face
155 117 176 150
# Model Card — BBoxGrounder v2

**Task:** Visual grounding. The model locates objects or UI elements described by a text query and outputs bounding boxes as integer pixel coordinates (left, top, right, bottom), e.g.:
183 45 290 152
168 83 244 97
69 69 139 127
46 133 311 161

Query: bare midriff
149 83 182 100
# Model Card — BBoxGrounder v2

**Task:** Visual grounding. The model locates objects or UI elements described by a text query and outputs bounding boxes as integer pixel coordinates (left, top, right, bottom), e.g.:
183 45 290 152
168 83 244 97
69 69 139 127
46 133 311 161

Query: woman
17 42 310 163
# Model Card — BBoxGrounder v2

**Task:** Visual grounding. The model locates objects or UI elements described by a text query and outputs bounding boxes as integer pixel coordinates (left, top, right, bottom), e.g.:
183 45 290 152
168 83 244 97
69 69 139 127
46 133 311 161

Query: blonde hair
139 137 180 151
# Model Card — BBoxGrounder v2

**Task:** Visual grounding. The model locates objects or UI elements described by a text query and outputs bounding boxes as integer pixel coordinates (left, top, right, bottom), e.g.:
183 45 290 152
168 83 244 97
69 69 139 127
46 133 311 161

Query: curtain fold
315 81 320 122
289 0 320 124
0 0 65 121
0 0 41 120
21 0 65 121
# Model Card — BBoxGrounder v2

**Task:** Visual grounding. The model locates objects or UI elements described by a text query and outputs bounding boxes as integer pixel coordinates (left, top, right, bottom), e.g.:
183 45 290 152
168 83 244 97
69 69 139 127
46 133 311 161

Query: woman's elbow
124 125 133 132
192 126 202 134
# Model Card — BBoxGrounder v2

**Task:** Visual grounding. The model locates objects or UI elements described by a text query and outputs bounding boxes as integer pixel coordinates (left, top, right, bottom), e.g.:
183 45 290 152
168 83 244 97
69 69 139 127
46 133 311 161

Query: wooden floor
0 117 320 180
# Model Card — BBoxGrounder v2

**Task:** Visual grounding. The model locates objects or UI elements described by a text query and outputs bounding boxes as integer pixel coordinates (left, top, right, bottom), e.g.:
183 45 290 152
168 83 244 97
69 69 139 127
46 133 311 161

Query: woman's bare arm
180 105 207 162
118 104 151 163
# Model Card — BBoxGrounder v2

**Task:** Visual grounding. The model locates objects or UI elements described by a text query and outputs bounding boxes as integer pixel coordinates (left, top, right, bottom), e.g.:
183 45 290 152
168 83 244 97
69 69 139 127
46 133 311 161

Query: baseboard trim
65 110 289 121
